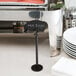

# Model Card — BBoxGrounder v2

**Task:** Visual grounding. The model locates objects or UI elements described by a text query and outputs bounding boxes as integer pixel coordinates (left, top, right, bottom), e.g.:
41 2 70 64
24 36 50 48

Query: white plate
63 44 76 58
63 27 76 45
63 38 76 48
63 47 76 58
63 39 76 49
63 43 76 55
63 41 76 52
63 44 74 53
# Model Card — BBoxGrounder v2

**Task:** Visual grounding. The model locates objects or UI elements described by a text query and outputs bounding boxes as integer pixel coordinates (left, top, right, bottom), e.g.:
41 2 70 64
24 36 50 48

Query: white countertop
0 37 73 76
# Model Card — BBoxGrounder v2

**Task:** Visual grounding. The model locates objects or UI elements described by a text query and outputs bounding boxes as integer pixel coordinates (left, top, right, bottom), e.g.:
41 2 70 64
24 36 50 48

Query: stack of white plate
63 27 76 58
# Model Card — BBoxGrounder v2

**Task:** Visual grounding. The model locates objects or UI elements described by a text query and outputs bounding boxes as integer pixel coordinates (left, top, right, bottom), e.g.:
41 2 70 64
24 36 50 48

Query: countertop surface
0 37 73 76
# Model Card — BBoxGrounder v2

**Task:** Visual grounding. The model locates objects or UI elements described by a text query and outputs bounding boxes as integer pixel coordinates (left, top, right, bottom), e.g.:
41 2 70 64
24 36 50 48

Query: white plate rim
63 45 76 58
63 38 76 47
63 27 76 45
63 40 76 51
63 44 76 56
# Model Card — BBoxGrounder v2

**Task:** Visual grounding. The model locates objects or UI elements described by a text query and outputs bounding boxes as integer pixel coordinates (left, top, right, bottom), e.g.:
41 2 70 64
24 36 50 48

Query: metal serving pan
0 0 48 6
